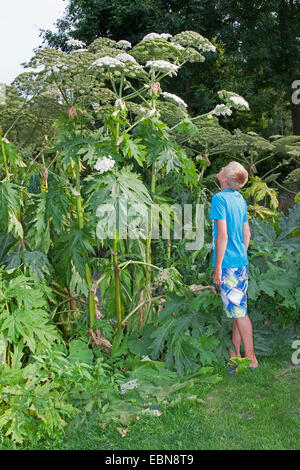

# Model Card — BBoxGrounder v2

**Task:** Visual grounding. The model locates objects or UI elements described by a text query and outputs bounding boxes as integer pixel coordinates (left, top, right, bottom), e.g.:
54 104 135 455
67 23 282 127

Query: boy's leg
229 319 241 357
235 316 258 368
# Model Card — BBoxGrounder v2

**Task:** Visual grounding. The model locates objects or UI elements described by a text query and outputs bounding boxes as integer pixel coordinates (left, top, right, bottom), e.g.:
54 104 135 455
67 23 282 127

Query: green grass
24 357 299 451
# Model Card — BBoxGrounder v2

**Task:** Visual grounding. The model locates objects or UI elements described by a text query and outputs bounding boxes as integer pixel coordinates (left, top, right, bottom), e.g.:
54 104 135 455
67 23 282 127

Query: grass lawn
27 356 299 451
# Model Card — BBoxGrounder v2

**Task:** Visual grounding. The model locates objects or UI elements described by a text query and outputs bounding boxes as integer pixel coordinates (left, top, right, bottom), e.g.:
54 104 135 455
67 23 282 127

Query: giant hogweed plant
1 32 250 335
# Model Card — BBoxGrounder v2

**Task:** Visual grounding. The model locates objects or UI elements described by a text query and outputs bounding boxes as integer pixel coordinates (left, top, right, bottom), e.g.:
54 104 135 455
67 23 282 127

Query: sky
0 0 67 85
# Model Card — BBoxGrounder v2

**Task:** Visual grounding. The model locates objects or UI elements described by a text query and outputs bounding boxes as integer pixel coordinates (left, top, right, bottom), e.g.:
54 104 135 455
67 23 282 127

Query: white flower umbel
94 155 116 174
45 64 61 77
115 53 137 64
212 104 233 116
170 42 185 51
229 95 250 109
162 92 187 107
70 48 88 54
199 42 216 53
142 32 161 41
120 379 138 395
145 60 179 76
114 98 126 110
92 103 101 111
147 108 156 117
90 56 125 68
116 40 132 49
66 39 86 48
143 32 173 42
160 33 173 40
137 106 157 120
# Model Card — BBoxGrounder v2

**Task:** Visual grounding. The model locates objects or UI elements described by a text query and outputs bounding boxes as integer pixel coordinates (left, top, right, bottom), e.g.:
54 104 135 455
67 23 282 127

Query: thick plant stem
1 140 10 180
17 211 26 251
122 295 164 326
86 263 95 329
74 160 95 328
167 239 171 259
145 160 157 321
113 231 122 331
75 162 84 230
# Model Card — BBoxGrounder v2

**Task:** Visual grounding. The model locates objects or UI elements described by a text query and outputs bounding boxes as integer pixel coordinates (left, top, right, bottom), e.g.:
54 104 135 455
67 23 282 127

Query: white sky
0 0 67 84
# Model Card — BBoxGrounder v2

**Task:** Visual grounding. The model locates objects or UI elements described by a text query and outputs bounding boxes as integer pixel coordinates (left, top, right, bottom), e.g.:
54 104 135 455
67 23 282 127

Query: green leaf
5 251 51 280
110 331 129 362
122 136 147 166
278 202 300 241
156 143 184 174
176 117 198 137
68 339 94 365
0 182 23 238
54 223 95 291
250 218 277 245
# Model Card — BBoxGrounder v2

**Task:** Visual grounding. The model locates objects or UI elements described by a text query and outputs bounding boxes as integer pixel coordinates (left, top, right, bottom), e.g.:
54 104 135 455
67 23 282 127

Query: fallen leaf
117 427 130 437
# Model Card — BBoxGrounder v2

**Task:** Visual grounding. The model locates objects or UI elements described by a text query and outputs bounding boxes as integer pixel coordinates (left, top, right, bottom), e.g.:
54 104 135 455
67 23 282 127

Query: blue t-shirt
209 188 248 268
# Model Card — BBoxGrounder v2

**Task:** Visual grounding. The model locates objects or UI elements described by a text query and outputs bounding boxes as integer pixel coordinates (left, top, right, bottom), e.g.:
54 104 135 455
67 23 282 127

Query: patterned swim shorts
220 265 248 319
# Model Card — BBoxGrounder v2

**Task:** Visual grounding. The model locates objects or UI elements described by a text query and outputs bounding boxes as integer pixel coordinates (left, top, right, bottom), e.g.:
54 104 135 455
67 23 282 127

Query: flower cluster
70 48 88 54
142 32 172 42
145 60 179 76
94 155 116 173
115 53 137 64
114 98 126 110
229 95 250 109
92 102 101 111
116 40 132 50
218 90 250 111
45 65 60 76
139 107 157 119
157 269 171 284
171 31 216 57
44 62 68 77
162 92 187 108
199 43 216 53
170 42 185 51
91 56 125 69
212 104 232 116
66 39 86 48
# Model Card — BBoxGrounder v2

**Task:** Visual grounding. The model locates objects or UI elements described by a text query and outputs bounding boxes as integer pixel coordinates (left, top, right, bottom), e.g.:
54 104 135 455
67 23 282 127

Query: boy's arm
242 221 251 250
213 219 228 285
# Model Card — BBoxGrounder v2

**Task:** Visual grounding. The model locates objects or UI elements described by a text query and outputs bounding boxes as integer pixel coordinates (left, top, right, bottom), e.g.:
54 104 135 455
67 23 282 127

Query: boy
209 161 258 369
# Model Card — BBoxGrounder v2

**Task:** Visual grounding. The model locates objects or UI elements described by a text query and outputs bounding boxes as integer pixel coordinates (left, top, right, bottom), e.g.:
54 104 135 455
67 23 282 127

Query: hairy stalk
5 302 10 366
74 160 95 328
112 231 122 331
119 260 163 271
17 211 26 251
167 239 171 259
1 139 10 180
122 295 163 326
85 263 95 328
145 158 157 323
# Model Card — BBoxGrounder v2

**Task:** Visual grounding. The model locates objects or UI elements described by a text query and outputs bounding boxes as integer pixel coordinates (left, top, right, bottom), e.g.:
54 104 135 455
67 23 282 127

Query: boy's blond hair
225 161 248 190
